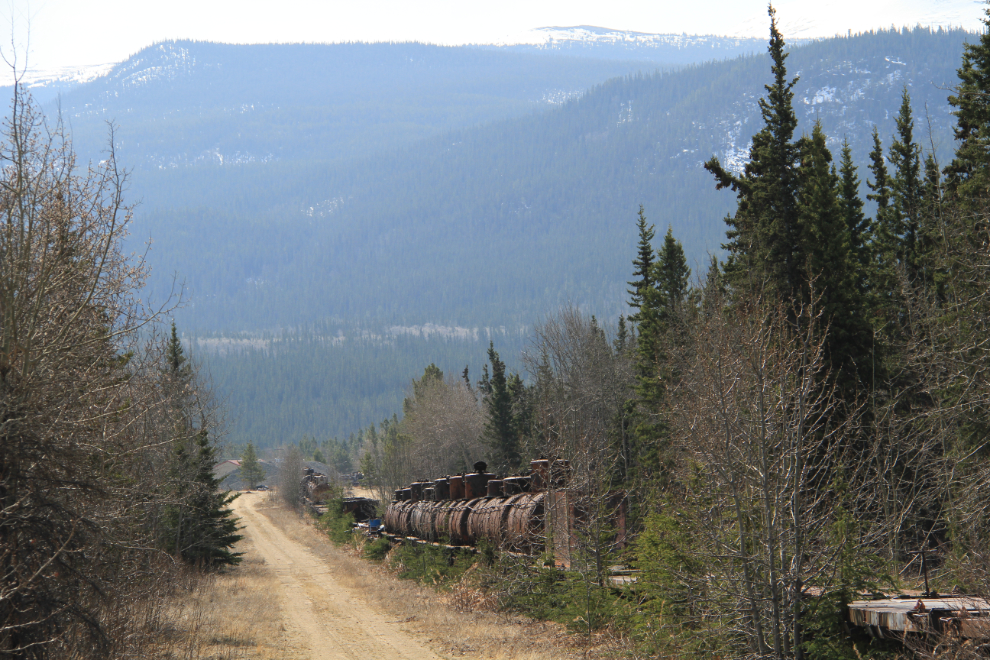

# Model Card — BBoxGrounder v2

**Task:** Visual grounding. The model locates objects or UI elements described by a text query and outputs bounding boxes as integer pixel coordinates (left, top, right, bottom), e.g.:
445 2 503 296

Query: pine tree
161 323 243 567
945 3 990 200
627 205 655 323
240 443 266 489
797 121 871 390
889 87 924 281
838 137 871 288
481 342 521 474
656 227 689 309
179 430 243 567
705 5 801 302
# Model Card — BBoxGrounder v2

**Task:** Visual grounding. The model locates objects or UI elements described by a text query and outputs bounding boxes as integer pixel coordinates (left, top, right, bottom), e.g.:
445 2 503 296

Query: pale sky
3 0 986 72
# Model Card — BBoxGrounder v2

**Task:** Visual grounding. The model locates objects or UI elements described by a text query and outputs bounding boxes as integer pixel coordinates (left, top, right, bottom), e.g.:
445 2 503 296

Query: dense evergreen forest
350 7 990 657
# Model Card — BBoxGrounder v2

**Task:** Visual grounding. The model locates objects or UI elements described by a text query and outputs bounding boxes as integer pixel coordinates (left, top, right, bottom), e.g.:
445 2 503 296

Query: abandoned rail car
382 459 627 565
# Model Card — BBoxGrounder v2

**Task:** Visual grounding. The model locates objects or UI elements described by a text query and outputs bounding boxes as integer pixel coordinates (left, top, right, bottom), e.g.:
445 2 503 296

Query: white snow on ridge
14 62 115 88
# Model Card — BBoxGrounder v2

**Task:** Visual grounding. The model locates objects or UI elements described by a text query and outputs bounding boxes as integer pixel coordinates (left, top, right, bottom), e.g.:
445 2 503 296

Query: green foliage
390 541 476 588
239 443 266 489
363 537 392 561
317 498 357 546
484 555 629 634
481 343 523 474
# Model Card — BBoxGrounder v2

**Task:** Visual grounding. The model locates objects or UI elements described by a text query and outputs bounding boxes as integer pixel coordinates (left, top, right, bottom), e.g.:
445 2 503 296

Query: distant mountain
489 26 800 64
47 41 658 169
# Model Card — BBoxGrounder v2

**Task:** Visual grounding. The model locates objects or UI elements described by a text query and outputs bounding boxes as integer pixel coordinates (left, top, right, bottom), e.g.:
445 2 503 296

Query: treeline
199 327 526 447
355 9 990 658
0 93 241 657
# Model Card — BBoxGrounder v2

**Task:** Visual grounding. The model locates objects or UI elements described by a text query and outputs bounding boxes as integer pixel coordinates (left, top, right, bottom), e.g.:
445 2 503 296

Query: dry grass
140 529 300 660
259 503 632 660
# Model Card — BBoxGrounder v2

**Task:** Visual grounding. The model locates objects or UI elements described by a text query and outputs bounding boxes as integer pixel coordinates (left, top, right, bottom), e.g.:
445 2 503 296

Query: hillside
32 27 974 446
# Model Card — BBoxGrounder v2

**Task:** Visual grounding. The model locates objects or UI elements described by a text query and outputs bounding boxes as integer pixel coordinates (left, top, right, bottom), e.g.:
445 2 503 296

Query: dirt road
233 493 442 660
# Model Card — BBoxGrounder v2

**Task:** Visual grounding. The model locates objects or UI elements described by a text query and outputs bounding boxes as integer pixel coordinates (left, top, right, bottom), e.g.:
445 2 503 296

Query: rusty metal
503 476 529 495
381 462 624 559
448 475 464 499
463 472 491 499
434 478 450 501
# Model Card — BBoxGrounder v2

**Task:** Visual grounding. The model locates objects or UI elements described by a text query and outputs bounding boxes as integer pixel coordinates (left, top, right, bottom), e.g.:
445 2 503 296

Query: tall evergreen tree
889 87 924 280
481 342 521 474
627 205 656 323
797 121 871 390
240 443 266 489
705 4 801 302
838 137 871 288
161 323 243 567
945 3 990 201
655 226 691 315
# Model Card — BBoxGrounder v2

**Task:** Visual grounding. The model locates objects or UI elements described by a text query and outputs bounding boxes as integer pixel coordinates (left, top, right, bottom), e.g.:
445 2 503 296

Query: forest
314 7 990 659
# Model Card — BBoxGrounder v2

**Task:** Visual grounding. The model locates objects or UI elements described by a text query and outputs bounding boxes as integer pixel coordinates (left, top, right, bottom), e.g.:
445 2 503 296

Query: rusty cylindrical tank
448 475 464 499
410 482 426 502
487 479 503 497
434 478 450 501
463 473 492 499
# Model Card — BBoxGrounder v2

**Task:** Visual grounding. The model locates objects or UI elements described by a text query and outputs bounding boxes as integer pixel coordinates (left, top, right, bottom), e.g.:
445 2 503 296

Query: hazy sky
3 0 986 71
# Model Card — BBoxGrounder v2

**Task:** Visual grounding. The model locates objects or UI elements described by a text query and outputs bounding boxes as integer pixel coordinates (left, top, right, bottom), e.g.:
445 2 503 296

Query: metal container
410 482 426 502
448 475 464 500
464 473 491 499
399 488 411 501
424 486 435 502
505 492 545 552
411 501 439 540
487 479 504 497
434 478 450 501
445 498 475 543
502 476 529 495
530 459 550 491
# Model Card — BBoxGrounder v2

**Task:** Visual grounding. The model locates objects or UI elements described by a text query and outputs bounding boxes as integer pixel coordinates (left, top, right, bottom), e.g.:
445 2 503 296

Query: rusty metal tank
504 492 545 552
410 501 437 540
444 498 475 544
503 476 530 495
423 486 435 502
486 479 503 497
433 478 450 501
448 475 464 499
409 481 427 501
463 472 491 499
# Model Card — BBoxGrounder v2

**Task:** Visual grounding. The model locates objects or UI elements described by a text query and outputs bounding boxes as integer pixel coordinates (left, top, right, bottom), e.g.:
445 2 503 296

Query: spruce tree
945 3 990 200
179 430 243 567
705 5 801 302
240 443 266 489
797 121 871 390
481 342 521 474
838 137 871 287
889 87 924 280
655 226 691 314
627 205 655 323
